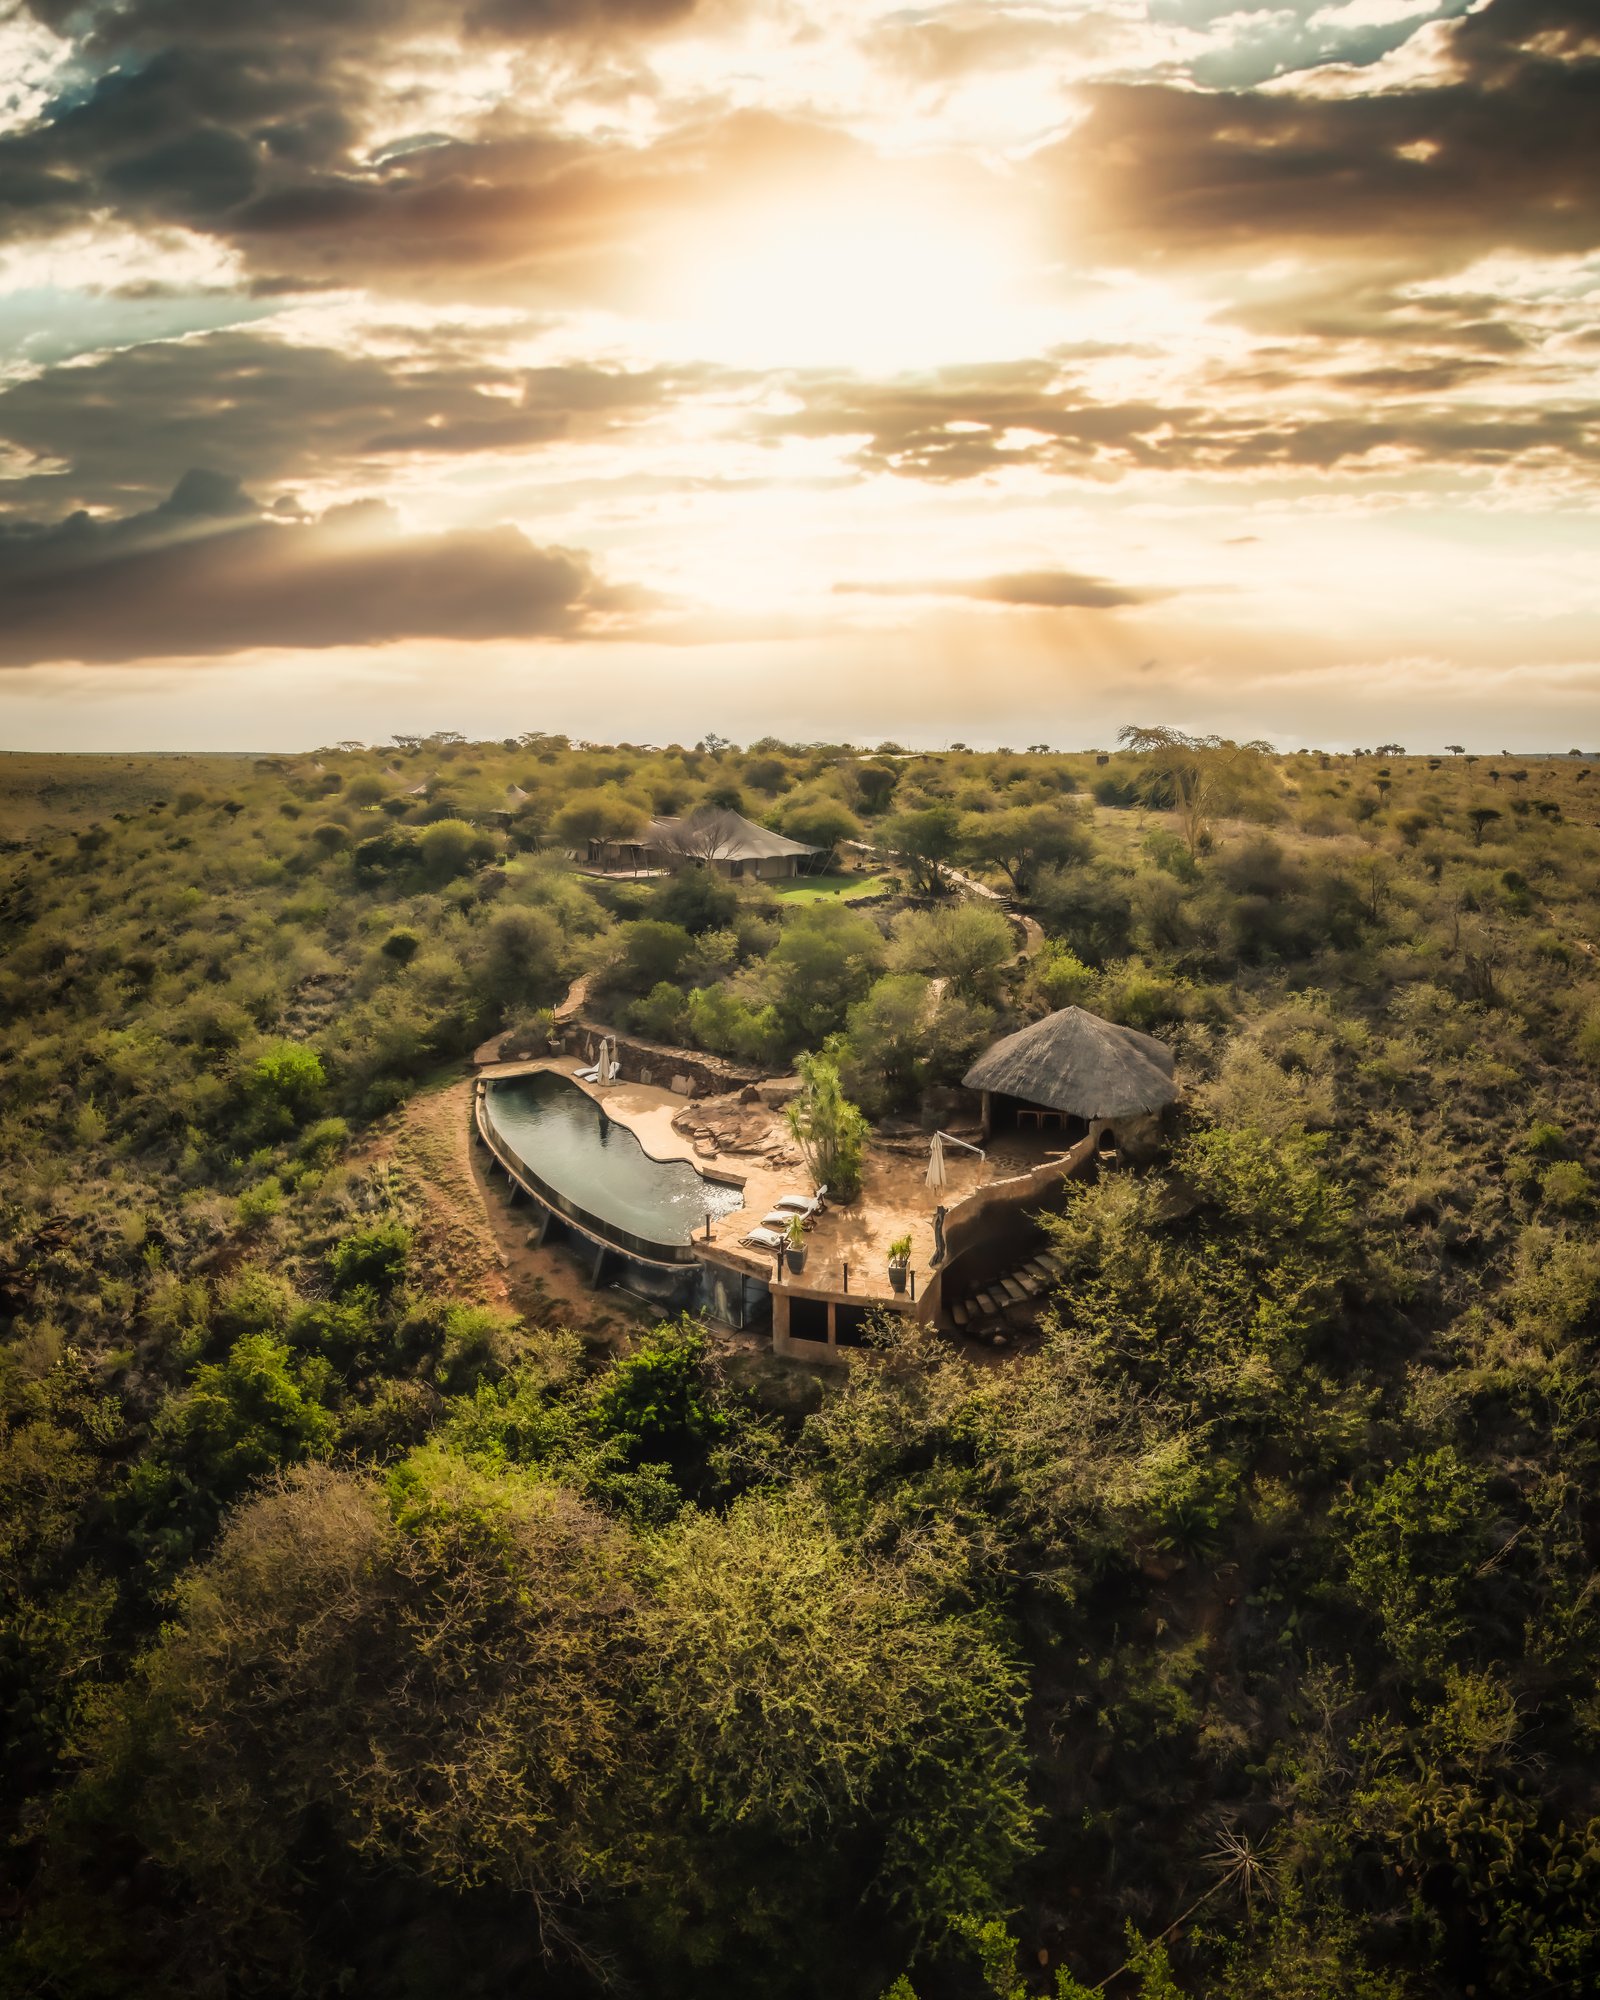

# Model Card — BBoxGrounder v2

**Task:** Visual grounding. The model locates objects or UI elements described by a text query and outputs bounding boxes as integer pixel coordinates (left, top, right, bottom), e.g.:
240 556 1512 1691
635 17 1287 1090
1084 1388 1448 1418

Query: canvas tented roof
962 1006 1178 1121
646 806 818 862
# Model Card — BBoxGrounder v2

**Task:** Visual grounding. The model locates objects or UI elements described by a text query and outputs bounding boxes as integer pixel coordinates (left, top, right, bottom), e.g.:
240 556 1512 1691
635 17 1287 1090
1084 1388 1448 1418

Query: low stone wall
561 1020 766 1099
936 1133 1097 1297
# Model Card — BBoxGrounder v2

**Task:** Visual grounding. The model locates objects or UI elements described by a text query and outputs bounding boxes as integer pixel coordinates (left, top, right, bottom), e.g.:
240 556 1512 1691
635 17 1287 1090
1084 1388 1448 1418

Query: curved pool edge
474 1083 702 1268
498 1058 751 1190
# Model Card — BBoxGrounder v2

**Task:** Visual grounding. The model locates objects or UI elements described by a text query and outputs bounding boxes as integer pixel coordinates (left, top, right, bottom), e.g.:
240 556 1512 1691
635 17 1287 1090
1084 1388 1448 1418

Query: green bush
243 1041 325 1134
327 1222 412 1297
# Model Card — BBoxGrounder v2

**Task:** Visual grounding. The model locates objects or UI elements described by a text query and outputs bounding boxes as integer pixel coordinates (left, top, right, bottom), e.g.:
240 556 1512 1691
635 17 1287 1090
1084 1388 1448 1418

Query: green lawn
771 871 890 902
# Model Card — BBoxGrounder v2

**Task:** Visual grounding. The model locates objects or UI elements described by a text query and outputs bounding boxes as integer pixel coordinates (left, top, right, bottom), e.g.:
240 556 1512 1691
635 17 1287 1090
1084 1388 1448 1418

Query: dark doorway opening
790 1295 830 1342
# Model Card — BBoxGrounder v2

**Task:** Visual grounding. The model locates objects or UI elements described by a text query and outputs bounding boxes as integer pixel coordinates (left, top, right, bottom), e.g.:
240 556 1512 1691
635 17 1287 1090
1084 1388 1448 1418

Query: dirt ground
369 1074 655 1347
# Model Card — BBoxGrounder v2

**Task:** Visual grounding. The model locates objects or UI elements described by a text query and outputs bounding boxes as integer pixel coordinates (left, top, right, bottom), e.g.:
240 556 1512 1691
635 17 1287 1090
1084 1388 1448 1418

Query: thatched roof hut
962 1006 1177 1122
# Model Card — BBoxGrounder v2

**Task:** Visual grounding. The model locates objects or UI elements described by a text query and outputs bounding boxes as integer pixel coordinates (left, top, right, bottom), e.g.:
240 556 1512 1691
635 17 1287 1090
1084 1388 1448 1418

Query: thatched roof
963 1006 1177 1120
646 806 818 862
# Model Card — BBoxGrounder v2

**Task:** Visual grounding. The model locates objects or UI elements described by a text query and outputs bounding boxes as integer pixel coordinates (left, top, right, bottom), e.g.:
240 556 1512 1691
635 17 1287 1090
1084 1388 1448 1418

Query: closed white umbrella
598 1037 616 1084
926 1130 948 1197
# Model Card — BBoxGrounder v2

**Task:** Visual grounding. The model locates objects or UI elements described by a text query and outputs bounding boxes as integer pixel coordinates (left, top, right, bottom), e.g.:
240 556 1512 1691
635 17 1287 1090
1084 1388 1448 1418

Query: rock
739 1084 761 1104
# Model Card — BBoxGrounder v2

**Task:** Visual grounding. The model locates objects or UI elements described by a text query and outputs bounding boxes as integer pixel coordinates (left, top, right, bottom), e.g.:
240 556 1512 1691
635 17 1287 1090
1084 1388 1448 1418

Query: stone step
951 1300 971 1329
999 1277 1027 1303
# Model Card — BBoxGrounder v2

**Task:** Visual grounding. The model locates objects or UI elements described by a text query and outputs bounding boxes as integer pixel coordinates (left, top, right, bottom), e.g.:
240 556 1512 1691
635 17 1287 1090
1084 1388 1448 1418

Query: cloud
0 1 848 308
766 360 1600 484
0 329 698 513
0 469 630 663
837 569 1160 609
1038 0 1600 267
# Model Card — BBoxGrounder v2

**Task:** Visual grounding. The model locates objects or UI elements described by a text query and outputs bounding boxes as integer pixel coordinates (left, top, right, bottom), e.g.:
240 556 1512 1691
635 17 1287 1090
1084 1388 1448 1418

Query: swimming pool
483 1072 744 1255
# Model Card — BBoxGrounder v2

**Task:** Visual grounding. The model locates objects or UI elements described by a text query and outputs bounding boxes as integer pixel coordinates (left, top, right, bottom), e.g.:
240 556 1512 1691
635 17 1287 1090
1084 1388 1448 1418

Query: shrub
244 1041 325 1134
417 818 494 882
480 905 564 1016
327 1222 412 1297
769 902 886 1044
1343 1447 1490 1676
626 981 691 1044
296 1116 349 1165
235 1176 284 1229
1540 1160 1592 1212
587 1319 728 1493
685 984 787 1065
614 919 695 994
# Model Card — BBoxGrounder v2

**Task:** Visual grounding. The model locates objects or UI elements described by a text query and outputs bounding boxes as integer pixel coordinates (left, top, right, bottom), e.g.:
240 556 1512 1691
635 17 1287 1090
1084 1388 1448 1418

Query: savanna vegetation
5 726 1600 1998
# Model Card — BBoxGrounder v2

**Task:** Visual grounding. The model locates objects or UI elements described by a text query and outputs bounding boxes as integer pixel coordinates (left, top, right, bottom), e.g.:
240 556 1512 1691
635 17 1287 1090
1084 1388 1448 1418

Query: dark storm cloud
766 361 1600 483
0 470 627 664
23 0 698 53
837 570 1160 609
1044 0 1600 266
0 331 698 514
1 0 714 278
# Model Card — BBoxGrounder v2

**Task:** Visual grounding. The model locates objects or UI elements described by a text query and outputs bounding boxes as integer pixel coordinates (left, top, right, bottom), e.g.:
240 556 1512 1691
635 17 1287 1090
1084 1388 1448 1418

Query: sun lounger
572 1065 600 1082
741 1227 786 1253
772 1186 828 1217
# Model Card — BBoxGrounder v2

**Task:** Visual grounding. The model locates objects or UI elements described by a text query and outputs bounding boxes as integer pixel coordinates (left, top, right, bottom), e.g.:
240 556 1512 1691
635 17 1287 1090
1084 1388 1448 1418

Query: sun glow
651 184 1038 371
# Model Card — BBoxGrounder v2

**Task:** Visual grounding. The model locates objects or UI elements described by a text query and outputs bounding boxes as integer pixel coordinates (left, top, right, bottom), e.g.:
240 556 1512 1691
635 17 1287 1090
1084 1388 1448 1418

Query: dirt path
473 969 595 1067
369 1075 651 1344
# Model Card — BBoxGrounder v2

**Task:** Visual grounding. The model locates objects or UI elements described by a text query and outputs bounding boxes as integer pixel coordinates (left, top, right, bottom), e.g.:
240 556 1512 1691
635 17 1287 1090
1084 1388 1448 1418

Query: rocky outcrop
671 1101 803 1170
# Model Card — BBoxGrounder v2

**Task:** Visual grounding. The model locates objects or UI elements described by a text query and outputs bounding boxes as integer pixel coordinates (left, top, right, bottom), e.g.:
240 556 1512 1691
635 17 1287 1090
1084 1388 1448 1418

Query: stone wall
561 1019 765 1099
932 1132 1097 1303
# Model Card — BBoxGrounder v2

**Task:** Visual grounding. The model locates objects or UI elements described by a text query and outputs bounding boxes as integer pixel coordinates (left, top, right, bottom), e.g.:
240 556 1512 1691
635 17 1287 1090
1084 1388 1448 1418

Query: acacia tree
959 802 1088 900
1116 725 1272 858
887 901 1014 1004
878 805 960 894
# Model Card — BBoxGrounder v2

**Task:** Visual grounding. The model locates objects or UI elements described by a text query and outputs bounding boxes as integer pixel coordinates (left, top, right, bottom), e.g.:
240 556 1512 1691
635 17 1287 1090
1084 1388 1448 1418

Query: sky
0 0 1595 753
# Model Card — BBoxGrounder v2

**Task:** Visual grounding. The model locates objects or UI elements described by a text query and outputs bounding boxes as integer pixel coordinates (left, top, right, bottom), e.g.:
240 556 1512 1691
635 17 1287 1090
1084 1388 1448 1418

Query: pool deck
480 1055 1045 1299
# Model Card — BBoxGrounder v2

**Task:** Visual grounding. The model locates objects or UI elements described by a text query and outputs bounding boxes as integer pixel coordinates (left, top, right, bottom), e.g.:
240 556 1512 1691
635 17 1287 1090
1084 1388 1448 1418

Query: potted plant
784 1212 808 1275
887 1233 912 1294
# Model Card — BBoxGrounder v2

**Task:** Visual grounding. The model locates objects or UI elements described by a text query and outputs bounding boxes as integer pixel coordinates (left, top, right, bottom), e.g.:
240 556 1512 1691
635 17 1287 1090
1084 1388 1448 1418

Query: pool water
485 1072 745 1251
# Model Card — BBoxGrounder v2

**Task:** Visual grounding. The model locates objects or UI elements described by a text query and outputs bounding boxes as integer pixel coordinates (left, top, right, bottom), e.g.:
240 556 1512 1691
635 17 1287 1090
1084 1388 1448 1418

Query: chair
763 1208 820 1234
772 1185 828 1218
741 1226 786 1253
572 1065 600 1082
